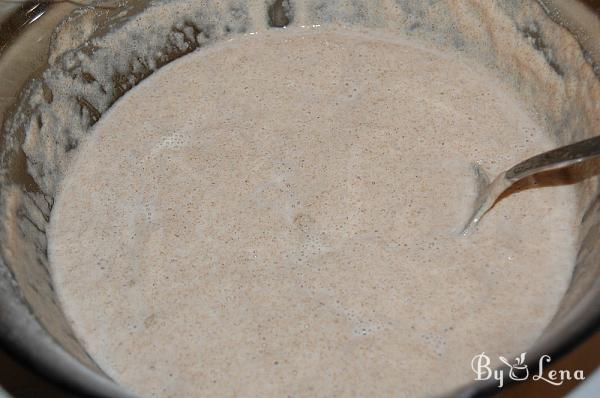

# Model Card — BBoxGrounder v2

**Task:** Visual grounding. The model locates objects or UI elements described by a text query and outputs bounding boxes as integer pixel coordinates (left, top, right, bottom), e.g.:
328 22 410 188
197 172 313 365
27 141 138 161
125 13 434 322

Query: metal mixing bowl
0 1 598 397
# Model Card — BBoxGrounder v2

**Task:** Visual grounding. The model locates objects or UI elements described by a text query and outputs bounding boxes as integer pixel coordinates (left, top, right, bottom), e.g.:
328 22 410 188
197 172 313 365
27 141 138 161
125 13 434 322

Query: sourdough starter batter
48 29 577 397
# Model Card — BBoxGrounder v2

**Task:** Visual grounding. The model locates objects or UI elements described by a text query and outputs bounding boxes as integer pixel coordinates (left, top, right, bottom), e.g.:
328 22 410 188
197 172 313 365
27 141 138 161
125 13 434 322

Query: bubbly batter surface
48 29 577 397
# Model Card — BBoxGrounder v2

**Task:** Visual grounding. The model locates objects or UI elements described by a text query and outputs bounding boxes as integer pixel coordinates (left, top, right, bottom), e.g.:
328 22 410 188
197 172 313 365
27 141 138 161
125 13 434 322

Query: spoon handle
506 135 600 181
462 135 600 235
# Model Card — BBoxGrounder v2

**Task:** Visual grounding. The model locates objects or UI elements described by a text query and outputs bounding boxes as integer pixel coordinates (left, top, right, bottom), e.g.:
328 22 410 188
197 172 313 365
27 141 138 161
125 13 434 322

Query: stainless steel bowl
0 1 598 397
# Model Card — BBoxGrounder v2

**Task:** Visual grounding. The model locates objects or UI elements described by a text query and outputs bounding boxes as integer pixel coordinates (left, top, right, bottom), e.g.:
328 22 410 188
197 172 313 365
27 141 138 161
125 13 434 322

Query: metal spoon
462 135 600 235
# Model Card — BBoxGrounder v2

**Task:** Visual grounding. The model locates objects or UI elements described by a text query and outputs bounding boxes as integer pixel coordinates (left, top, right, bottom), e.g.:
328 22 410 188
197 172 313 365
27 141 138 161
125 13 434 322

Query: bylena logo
471 352 585 388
